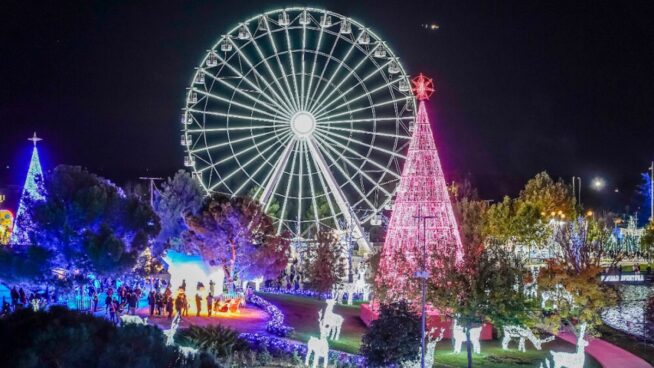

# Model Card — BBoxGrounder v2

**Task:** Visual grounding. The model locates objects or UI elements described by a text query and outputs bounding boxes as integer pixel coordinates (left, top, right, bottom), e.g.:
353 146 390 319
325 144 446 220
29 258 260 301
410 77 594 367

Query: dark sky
2 0 653 210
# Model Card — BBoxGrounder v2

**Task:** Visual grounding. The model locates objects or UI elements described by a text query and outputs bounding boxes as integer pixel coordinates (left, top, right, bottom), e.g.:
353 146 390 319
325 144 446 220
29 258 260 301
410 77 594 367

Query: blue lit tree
26 165 161 276
636 172 652 226
10 133 45 245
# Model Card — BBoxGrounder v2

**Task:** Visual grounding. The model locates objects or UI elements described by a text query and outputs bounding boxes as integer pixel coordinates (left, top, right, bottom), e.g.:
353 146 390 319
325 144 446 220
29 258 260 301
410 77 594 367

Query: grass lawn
258 292 602 367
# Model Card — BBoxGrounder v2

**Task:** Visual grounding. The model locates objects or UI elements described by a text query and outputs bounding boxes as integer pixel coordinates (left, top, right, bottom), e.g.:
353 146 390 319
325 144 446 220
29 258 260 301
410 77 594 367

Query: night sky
2 0 653 210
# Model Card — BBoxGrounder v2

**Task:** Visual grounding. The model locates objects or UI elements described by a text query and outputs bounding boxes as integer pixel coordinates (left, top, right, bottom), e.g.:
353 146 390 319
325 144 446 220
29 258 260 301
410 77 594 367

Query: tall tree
303 230 345 293
182 194 290 284
153 170 204 255
537 217 617 333
27 165 160 276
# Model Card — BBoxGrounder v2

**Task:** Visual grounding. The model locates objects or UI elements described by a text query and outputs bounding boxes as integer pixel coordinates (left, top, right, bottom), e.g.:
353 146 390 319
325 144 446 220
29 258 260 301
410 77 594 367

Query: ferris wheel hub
290 111 316 138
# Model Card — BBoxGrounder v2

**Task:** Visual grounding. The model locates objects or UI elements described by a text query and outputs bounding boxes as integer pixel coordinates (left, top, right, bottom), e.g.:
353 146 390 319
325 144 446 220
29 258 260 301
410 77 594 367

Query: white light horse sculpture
452 319 482 354
502 325 554 352
305 311 330 368
402 327 445 368
540 323 589 368
321 298 344 340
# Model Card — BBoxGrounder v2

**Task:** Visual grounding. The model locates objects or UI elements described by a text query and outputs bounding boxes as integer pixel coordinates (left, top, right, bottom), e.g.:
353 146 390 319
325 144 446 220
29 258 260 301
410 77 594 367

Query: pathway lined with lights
557 330 652 368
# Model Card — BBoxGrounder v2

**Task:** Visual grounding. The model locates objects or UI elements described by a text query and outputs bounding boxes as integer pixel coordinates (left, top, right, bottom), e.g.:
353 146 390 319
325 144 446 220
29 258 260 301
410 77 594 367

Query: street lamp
414 206 434 368
591 177 605 191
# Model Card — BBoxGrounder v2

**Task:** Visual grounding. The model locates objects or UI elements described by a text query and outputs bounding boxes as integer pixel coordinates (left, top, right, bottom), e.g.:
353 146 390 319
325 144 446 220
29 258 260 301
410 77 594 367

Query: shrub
177 324 248 358
360 300 421 367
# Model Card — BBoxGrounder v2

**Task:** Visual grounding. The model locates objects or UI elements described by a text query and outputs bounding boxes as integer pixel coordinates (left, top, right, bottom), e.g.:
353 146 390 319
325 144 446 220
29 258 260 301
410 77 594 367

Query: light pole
414 206 434 368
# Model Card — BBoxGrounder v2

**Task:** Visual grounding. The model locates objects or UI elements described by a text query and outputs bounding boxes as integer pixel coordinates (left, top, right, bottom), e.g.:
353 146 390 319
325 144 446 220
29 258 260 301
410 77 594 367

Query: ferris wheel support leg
260 139 295 209
306 138 371 254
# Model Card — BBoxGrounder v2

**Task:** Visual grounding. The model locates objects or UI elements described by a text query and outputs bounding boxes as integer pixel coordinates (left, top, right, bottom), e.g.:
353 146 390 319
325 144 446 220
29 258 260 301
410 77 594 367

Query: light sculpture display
11 133 45 245
540 323 588 368
452 319 482 354
306 307 332 367
321 298 343 340
402 327 445 368
501 325 554 352
120 315 149 326
0 209 14 245
376 74 463 301
163 315 199 359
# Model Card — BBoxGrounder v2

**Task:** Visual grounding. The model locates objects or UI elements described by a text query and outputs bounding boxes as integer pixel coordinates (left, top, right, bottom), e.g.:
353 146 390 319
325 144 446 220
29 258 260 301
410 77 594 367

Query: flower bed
240 333 365 367
247 294 294 337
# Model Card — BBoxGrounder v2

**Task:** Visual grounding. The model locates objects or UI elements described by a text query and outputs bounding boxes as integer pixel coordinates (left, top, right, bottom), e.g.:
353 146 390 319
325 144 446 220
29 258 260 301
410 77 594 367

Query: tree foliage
153 170 205 255
0 245 54 284
183 193 290 282
27 165 160 276
360 300 421 367
303 230 345 293
0 306 216 368
537 217 617 333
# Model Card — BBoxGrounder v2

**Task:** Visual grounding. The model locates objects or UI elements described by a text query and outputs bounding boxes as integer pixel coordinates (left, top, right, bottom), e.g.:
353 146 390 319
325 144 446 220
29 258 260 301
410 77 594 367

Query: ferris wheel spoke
312 157 342 231
213 130 290 166
232 134 294 197
315 77 401 119
189 129 277 154
311 59 393 117
306 26 342 112
297 140 304 234
262 18 301 112
307 137 377 211
300 20 308 110
207 132 291 191
276 140 300 234
201 68 288 118
309 42 380 116
316 117 414 131
304 26 324 110
209 50 294 117
317 96 410 121
261 137 296 208
226 37 295 116
284 25 302 109
186 108 286 126
313 130 401 180
313 132 393 196
191 87 285 120
307 29 366 113
301 140 321 230
315 127 407 159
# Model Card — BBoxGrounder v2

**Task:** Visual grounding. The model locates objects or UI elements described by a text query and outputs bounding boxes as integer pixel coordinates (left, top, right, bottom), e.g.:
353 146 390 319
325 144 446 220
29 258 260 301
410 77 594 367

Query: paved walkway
558 331 652 368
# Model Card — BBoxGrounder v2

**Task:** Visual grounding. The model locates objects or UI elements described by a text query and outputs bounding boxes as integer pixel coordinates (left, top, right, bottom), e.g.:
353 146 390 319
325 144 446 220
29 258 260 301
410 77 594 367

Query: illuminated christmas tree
10 132 45 245
376 74 462 302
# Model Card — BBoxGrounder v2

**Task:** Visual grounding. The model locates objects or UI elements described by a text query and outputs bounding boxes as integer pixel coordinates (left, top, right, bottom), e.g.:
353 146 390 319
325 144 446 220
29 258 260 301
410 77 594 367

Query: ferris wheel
181 7 416 246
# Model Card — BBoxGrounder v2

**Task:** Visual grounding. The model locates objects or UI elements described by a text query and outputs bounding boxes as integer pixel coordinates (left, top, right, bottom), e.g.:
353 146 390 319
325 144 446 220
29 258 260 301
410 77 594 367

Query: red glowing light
411 73 435 101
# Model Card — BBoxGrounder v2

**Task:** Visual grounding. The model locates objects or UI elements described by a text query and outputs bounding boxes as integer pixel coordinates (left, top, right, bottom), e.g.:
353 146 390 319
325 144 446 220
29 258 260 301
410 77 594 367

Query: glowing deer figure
162 315 199 359
524 268 539 298
120 315 149 326
541 284 574 310
452 319 482 354
502 325 554 352
305 310 330 368
402 327 445 368
540 323 588 368
322 298 344 340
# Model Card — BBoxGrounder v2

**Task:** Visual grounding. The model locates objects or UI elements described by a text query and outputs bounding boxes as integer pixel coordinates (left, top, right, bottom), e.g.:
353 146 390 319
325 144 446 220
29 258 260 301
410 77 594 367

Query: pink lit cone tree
376 74 463 302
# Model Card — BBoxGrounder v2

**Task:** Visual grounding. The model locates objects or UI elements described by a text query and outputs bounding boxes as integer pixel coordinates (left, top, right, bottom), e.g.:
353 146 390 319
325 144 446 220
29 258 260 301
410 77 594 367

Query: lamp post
414 206 434 368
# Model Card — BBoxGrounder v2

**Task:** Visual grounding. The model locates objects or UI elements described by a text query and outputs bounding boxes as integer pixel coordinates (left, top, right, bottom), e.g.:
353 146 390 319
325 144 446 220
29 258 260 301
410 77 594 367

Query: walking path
557 331 652 368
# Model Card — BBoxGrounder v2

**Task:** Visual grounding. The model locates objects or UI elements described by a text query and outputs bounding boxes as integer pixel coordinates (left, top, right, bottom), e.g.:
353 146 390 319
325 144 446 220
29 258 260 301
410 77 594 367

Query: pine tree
10 133 45 245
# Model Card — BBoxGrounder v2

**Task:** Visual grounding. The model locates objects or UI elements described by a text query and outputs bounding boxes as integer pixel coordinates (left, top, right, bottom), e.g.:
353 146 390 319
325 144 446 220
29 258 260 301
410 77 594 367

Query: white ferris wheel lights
183 8 415 237
290 111 317 137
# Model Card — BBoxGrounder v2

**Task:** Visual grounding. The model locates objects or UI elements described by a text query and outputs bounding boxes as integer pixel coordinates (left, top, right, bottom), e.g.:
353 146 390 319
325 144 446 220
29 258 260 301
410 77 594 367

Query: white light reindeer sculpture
120 315 149 326
541 284 574 310
540 323 589 368
501 325 554 352
305 311 330 368
402 327 445 368
452 319 482 354
322 298 344 340
163 315 199 359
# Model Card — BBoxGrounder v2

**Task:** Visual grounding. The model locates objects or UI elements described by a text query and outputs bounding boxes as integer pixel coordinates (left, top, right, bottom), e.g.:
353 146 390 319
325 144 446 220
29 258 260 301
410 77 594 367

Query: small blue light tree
10 133 45 245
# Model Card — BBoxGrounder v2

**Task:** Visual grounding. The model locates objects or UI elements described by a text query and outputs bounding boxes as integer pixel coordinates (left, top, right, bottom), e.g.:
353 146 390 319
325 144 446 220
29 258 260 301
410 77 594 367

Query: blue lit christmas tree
10 132 45 245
